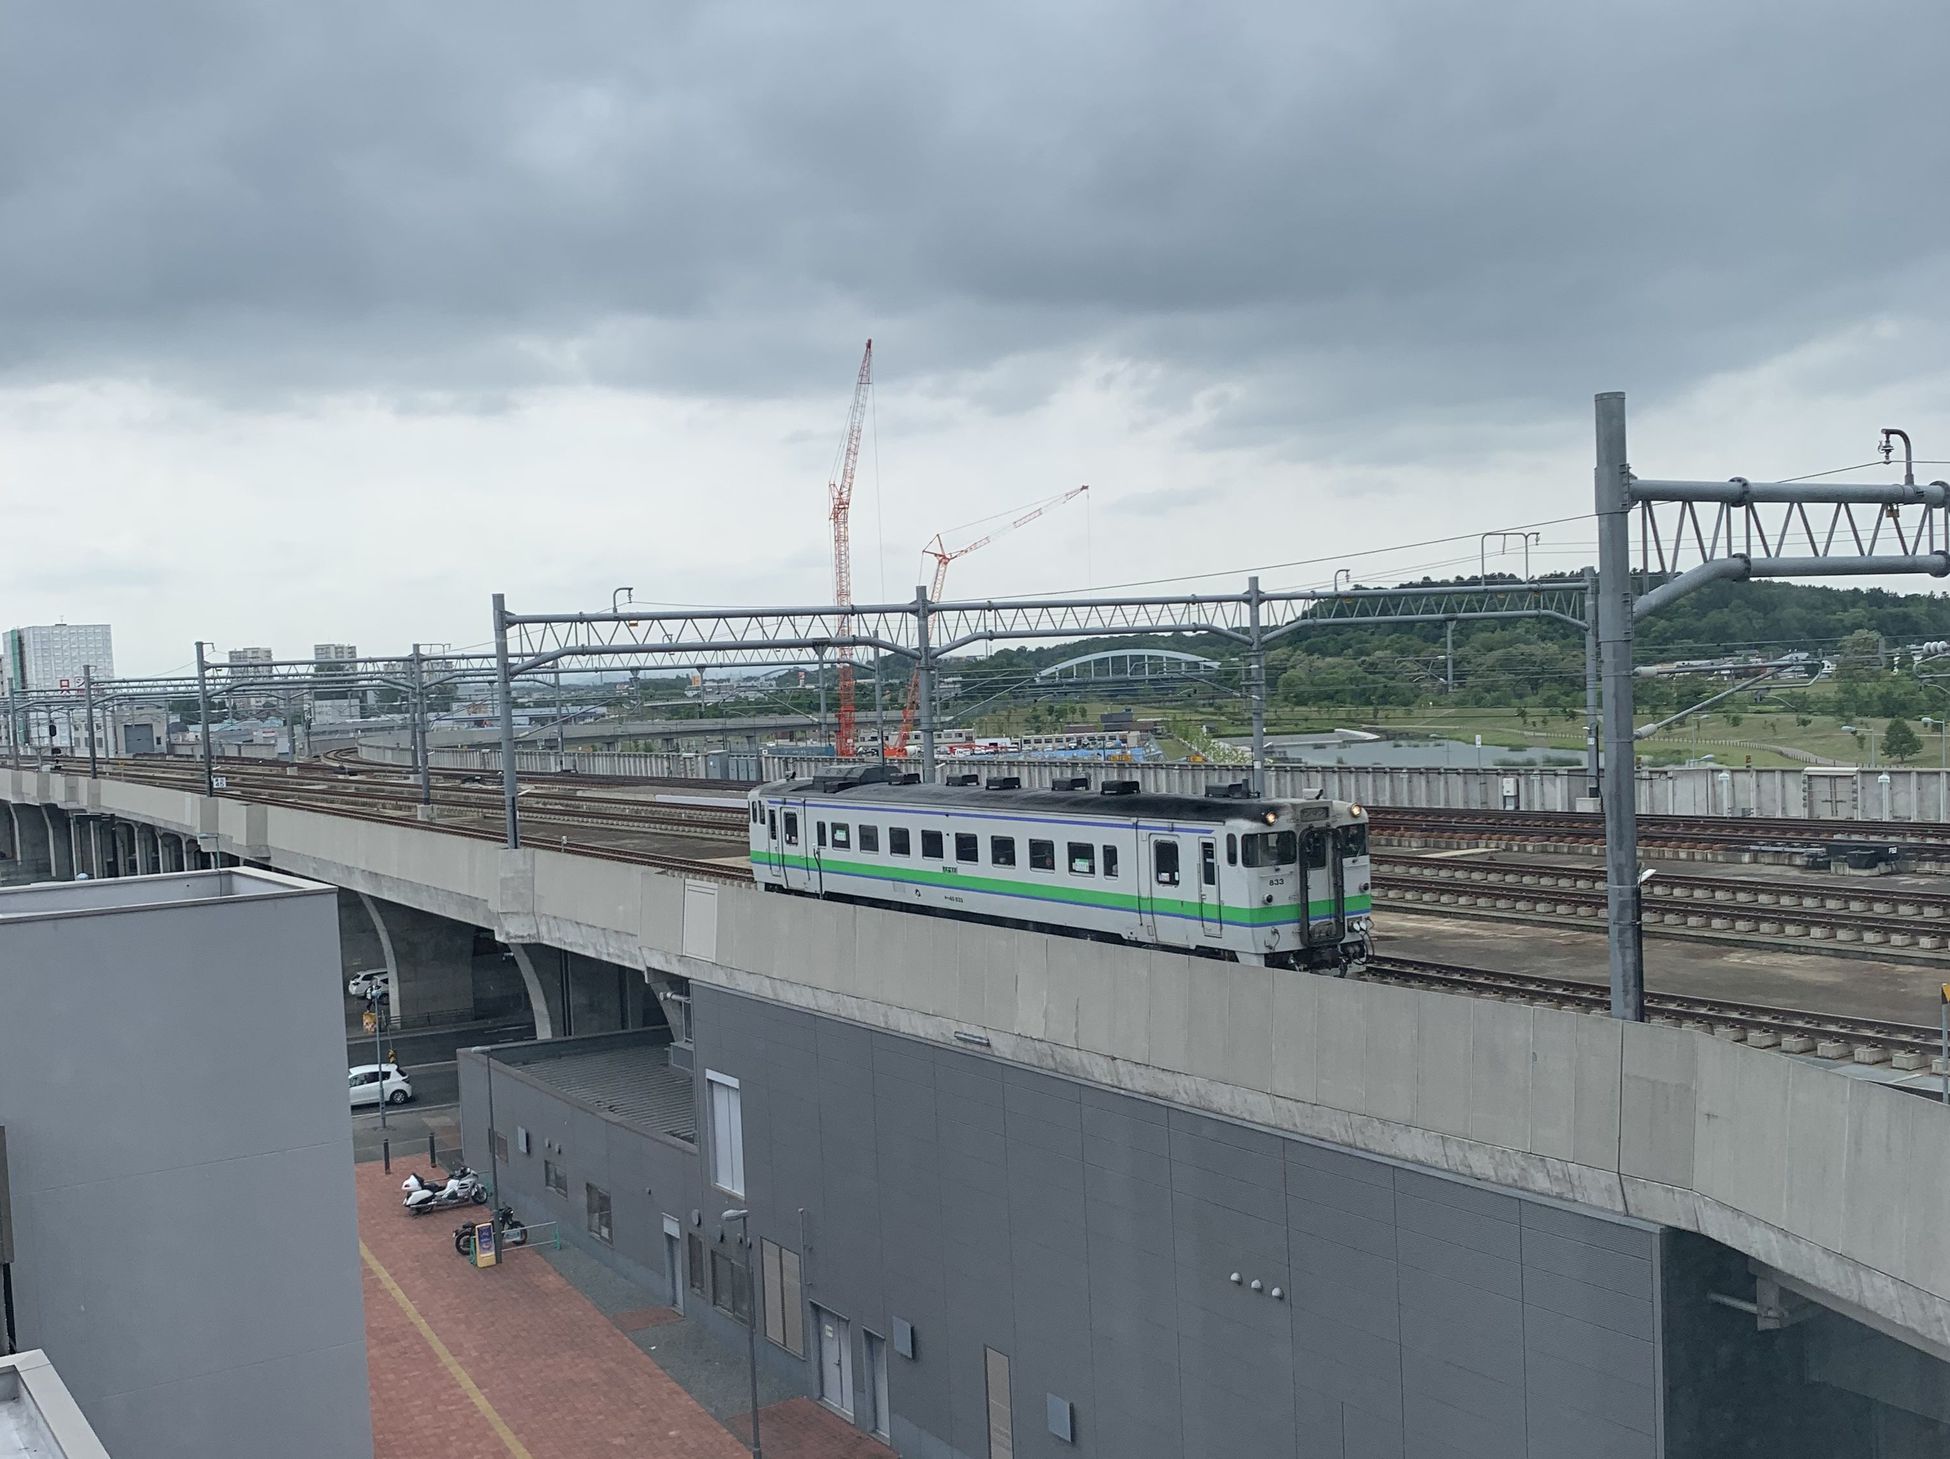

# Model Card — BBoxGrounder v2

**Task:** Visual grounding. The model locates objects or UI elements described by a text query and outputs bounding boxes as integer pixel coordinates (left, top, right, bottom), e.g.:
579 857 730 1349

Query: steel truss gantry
491 579 1591 847
1595 391 1950 1021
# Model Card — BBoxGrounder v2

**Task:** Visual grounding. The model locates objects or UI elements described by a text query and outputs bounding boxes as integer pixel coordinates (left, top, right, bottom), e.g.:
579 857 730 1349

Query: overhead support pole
1594 393 1644 1022
915 585 936 782
195 641 216 798
83 666 98 779
492 594 521 849
1247 575 1267 793
410 644 431 807
1444 619 1456 695
1581 568 1600 801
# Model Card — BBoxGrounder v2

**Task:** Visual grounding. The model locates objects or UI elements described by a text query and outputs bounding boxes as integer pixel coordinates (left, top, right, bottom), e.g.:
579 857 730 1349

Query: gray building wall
461 984 1950 1459
0 870 373 1459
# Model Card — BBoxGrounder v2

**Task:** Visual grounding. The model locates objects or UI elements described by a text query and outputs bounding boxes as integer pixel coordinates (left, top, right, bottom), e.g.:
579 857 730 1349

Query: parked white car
349 1064 413 1107
347 970 393 1001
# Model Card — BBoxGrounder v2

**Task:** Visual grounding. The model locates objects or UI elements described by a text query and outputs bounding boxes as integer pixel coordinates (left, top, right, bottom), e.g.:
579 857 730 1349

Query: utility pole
1594 394 1644 1021
1582 566 1601 801
83 666 98 779
1246 575 1267 793
410 645 432 807
492 595 521 849
914 585 936 781
195 641 216 798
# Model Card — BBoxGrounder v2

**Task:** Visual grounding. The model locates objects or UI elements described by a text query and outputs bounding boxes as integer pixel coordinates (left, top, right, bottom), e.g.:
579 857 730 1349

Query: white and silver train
748 765 1372 971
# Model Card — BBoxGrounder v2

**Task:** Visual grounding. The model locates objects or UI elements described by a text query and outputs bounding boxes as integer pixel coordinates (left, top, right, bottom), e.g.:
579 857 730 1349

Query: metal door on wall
663 1216 683 1313
814 1305 852 1417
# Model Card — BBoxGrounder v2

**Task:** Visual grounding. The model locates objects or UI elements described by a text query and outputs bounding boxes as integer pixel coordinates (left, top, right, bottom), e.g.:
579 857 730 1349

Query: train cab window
1068 842 1095 876
1226 834 1237 866
1103 845 1119 878
1305 832 1329 869
1200 841 1217 887
767 810 777 839
1029 839 1056 871
816 822 828 849
922 830 944 859
784 813 799 846
831 823 850 850
1154 842 1180 886
889 826 911 857
1244 831 1298 867
751 803 760 824
1337 824 1368 858
859 825 879 853
990 836 1017 866
955 833 980 863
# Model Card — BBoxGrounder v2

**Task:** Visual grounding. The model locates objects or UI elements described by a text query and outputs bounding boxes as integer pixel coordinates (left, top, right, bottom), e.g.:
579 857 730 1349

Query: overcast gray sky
4 1 1949 673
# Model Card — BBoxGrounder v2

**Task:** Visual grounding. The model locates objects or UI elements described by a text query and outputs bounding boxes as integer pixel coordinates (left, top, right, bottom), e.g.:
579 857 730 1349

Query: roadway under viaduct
5 767 1950 1388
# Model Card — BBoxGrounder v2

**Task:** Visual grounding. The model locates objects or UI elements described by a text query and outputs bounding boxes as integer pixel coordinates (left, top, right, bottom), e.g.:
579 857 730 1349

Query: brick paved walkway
359 1161 895 1458
360 1160 749 1458
746 1398 897 1459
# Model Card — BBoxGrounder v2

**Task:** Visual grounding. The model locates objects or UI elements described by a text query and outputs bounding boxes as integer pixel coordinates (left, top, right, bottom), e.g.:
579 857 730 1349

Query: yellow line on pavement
360 1240 535 1459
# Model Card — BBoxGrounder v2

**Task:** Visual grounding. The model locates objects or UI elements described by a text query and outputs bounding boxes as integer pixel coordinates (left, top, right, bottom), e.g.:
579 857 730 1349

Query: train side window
1200 841 1217 886
751 803 760 824
767 811 777 839
889 826 911 857
1029 839 1056 871
955 833 979 863
990 836 1017 866
1103 845 1119 878
859 825 879 853
1068 842 1095 875
831 823 850 850
1338 825 1368 858
922 830 944 859
816 821 828 849
784 813 799 846
1154 842 1180 886
1226 833 1237 866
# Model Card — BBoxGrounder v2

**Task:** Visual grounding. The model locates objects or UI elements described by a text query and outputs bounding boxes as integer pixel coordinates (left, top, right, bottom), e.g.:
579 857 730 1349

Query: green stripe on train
751 848 1372 926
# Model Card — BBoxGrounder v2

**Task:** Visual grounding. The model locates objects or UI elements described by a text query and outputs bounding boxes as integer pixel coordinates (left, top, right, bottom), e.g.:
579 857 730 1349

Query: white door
349 1071 379 1107
814 1305 852 1417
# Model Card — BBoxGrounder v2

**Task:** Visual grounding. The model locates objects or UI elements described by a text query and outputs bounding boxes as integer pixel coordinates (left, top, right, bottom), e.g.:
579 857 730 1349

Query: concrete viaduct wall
6 767 1950 1361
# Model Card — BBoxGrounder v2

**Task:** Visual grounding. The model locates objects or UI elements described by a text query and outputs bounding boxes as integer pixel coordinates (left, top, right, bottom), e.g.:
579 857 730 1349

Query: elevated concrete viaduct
5 766 1950 1375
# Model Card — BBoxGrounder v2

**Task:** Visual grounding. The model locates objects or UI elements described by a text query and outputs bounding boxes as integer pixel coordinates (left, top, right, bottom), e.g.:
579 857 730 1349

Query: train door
1196 837 1221 934
1303 829 1344 945
780 801 821 894
1140 833 1182 941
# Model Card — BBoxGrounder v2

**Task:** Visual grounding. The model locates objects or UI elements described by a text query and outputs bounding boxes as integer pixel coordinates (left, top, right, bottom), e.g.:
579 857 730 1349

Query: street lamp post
722 1208 763 1458
369 990 388 1131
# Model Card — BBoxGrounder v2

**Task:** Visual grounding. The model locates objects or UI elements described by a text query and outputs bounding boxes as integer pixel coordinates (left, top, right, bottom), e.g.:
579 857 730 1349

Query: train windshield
1337 825 1368 858
1240 830 1298 867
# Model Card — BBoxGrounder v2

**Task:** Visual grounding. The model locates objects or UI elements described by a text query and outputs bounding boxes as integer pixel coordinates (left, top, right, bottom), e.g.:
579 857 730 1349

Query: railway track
1371 806 1950 858
1361 956 1947 1062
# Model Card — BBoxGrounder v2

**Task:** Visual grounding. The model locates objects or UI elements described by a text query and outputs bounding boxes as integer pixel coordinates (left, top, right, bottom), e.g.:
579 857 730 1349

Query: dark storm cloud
3 0 1947 441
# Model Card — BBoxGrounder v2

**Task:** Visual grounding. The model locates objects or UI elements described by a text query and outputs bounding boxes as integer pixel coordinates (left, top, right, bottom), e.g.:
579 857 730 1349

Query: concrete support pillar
87 818 104 878
68 814 84 881
343 892 480 1025
135 824 157 876
42 807 74 880
506 944 556 1041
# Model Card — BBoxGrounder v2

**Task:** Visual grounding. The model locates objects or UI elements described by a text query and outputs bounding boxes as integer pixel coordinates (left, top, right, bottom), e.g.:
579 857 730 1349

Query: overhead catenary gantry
488 577 1591 848
1592 391 1950 1023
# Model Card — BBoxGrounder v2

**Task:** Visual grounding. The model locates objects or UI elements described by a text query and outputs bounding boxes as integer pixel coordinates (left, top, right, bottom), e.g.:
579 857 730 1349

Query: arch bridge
1032 648 1221 684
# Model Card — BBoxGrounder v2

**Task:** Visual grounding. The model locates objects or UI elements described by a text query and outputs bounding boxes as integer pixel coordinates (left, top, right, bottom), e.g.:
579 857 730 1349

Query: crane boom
891 484 1089 756
827 340 872 758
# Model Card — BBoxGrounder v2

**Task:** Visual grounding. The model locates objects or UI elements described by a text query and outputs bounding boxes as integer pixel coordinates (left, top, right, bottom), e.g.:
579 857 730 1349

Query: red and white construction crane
888 483 1089 757
827 340 872 758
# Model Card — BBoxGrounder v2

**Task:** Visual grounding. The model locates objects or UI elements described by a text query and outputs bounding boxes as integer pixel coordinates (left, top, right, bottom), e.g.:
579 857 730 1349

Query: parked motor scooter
455 1205 528 1256
402 1166 487 1214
